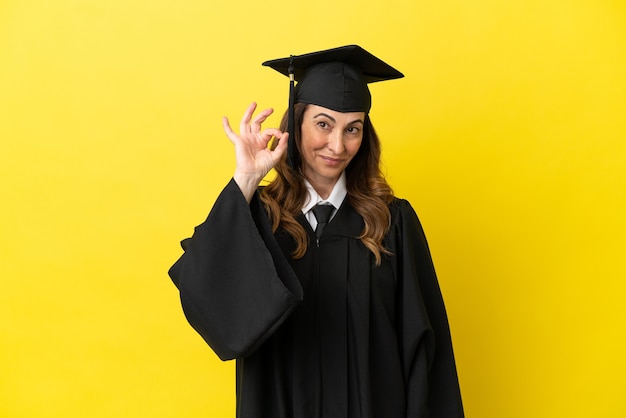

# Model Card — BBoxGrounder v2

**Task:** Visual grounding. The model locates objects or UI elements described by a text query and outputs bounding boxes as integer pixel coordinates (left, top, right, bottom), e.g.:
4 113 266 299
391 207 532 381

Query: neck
307 177 337 200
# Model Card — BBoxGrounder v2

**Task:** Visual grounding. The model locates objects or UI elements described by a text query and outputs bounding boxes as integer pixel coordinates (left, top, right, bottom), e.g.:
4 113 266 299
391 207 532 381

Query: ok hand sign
222 102 289 202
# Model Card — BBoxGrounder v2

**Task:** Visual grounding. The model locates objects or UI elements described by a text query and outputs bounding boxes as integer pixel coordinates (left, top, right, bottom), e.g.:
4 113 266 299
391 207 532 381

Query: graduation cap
262 45 404 170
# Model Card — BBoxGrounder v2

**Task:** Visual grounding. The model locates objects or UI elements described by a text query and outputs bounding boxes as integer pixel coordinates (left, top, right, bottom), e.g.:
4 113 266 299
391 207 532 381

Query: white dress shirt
302 172 347 231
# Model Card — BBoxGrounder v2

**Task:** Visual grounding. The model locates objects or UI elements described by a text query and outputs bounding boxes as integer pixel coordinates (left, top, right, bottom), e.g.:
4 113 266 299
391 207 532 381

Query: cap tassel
287 56 299 171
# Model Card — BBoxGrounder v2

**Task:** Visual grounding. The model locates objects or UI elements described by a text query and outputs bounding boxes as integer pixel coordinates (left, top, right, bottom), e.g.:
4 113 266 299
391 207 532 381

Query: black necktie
312 204 334 239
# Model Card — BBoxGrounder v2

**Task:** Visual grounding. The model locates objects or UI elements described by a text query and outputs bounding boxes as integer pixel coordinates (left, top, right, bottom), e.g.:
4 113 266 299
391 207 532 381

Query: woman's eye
317 121 329 129
346 126 360 134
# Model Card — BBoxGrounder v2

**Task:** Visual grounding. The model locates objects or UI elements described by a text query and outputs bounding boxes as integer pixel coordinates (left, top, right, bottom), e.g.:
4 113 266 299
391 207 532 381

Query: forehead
303 104 366 122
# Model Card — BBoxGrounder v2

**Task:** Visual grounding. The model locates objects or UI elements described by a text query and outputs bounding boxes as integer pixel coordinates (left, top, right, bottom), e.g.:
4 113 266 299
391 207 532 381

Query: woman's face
299 104 365 186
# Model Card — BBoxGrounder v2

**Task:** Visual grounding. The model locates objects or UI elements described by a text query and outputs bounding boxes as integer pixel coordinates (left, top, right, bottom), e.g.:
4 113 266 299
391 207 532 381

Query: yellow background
1 0 625 417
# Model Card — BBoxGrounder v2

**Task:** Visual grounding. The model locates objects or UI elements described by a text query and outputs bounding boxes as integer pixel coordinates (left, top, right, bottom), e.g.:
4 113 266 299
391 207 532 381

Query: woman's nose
327 130 345 154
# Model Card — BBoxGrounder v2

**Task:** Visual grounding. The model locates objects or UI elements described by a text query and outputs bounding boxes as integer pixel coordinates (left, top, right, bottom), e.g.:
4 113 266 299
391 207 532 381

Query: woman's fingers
224 115 285 153
251 107 274 133
239 102 276 134
271 131 289 160
224 116 257 145
225 104 285 160
239 102 257 134
222 116 237 143
260 128 283 143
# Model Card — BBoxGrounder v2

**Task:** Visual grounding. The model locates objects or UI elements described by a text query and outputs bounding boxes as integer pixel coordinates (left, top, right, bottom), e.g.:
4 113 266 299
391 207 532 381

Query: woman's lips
320 156 343 166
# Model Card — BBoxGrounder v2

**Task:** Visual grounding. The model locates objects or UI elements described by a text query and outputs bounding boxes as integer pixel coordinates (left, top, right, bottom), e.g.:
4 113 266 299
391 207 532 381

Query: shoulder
389 196 418 219
387 196 428 237
385 197 434 259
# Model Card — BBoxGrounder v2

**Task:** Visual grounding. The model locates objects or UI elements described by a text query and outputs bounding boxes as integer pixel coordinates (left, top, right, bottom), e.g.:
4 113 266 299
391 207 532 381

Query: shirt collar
302 172 347 214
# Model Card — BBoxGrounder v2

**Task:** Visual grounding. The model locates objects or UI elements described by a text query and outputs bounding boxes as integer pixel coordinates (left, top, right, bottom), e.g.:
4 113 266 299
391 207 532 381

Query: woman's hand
222 102 289 202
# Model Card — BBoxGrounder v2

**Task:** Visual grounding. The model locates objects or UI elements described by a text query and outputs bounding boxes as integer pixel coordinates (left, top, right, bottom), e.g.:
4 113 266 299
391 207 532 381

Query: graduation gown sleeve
168 179 303 361
389 199 464 418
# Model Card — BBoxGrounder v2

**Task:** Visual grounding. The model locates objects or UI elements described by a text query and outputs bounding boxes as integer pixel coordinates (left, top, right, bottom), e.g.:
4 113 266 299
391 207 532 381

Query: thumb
272 132 289 161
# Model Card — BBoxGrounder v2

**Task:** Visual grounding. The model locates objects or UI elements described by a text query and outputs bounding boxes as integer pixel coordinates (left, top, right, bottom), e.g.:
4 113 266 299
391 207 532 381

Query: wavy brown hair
259 103 394 265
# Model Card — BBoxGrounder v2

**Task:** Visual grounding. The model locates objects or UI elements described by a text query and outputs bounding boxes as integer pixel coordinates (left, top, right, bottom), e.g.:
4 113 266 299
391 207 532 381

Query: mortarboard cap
262 45 404 169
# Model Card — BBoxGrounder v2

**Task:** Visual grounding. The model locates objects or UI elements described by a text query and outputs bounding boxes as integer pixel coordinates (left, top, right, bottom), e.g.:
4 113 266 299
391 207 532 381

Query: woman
169 45 464 418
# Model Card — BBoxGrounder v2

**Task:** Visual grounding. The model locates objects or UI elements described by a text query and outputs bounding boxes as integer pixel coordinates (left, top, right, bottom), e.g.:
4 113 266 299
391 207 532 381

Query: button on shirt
302 172 347 231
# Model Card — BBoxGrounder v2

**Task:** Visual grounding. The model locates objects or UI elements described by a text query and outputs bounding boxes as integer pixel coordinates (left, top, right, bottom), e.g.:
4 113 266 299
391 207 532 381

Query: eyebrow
313 112 364 125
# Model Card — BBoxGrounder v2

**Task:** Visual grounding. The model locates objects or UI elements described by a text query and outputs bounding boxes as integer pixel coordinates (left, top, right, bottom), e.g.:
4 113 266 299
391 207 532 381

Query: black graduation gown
169 179 464 418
